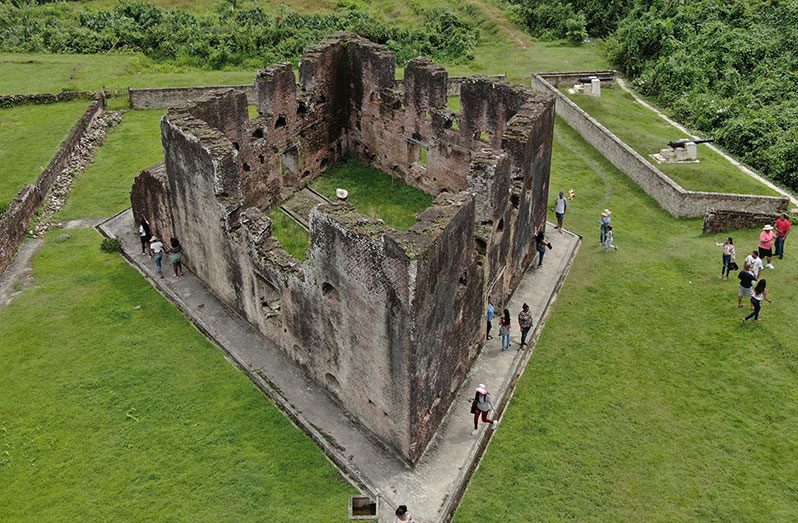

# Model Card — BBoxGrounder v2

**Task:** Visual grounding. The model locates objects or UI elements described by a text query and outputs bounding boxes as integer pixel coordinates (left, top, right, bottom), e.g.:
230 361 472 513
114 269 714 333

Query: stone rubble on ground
29 110 123 238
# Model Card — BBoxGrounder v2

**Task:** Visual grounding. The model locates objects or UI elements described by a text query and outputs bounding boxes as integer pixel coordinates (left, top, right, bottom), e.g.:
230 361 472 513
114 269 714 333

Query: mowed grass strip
563 87 779 196
0 228 354 521
455 120 798 521
57 109 165 220
311 158 434 230
0 100 90 207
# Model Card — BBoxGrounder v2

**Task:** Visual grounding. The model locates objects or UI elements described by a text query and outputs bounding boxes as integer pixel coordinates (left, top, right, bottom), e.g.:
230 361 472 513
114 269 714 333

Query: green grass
563 87 779 196
57 109 166 220
311 158 435 230
0 53 257 95
455 119 798 521
0 100 90 207
267 209 310 260
0 228 355 520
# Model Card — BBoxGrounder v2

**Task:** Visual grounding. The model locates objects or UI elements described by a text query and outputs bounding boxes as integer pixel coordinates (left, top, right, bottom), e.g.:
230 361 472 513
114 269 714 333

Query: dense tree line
509 0 798 191
0 1 479 69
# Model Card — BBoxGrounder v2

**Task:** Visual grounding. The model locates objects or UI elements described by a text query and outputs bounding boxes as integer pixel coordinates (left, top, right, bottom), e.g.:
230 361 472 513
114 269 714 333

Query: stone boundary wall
0 90 96 108
532 73 789 218
127 75 507 110
129 85 256 109
702 209 783 235
0 96 105 273
534 70 616 88
394 74 506 96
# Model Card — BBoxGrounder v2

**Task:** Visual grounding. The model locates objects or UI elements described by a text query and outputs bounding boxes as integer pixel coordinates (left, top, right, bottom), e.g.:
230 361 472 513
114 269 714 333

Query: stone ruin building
131 33 554 464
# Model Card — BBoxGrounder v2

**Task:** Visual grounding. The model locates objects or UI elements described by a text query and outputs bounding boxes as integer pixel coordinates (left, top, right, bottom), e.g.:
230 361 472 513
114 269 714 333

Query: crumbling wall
130 163 174 243
131 33 555 464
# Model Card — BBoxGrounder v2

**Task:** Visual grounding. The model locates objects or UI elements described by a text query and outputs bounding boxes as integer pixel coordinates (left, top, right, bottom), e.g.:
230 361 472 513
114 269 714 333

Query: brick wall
0 96 105 273
128 85 256 109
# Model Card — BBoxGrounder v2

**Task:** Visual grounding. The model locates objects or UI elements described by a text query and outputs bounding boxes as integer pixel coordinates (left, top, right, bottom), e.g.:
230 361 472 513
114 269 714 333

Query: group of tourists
486 298 534 352
724 213 791 322
138 217 184 279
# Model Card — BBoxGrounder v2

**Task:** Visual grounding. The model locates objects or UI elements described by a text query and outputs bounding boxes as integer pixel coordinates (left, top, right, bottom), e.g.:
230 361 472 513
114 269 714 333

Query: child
603 225 618 251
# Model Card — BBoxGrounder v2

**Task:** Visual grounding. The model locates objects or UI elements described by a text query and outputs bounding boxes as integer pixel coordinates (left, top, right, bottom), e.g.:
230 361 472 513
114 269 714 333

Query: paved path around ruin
100 209 581 522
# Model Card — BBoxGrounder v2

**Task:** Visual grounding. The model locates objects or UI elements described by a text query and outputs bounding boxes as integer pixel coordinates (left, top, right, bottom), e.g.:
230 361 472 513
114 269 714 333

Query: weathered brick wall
0 96 105 274
532 74 790 218
130 163 174 244
128 85 256 109
131 34 556 463
702 209 783 234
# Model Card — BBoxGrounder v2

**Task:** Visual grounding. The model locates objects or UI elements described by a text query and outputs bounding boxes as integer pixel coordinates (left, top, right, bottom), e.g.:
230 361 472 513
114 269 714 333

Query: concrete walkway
100 209 580 522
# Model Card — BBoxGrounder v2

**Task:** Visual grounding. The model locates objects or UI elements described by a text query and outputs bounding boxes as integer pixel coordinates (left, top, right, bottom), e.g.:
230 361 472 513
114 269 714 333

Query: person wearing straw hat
470 384 498 435
759 224 777 269
336 188 349 201
599 209 612 245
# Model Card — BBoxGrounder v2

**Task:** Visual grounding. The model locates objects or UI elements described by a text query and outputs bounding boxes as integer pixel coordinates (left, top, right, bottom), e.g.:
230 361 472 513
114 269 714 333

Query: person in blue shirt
486 298 495 340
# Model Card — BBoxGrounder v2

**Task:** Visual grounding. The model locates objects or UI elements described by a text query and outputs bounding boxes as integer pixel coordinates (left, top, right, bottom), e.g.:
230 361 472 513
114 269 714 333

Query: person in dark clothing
169 237 184 277
743 279 771 322
518 303 533 347
737 263 756 308
535 230 552 267
138 216 151 255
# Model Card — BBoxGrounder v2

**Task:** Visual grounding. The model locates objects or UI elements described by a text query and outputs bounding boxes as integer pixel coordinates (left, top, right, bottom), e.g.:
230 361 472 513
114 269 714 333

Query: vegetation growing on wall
0 1 479 69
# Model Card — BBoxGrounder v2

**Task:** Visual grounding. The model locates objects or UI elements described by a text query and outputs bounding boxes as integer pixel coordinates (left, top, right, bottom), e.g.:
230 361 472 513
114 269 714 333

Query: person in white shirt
553 191 567 233
744 250 763 279
149 237 165 279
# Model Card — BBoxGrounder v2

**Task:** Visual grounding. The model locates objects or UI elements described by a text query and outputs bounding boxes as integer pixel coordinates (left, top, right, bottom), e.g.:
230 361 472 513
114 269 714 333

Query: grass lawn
455 119 798 520
57 109 165 221
563 87 779 196
0 228 355 520
0 100 90 208
310 158 435 230
0 53 258 95
267 209 310 261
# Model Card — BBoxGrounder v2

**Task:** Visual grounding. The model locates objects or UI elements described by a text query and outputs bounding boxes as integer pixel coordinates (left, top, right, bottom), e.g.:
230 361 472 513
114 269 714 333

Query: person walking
745 250 764 279
774 213 791 260
599 209 612 244
716 237 736 279
759 224 777 269
603 225 619 251
553 191 567 233
535 230 552 267
169 237 184 277
470 383 498 435
743 279 771 322
138 216 151 255
518 303 533 347
393 505 415 523
486 297 495 340
737 262 756 308
149 237 165 279
499 308 511 351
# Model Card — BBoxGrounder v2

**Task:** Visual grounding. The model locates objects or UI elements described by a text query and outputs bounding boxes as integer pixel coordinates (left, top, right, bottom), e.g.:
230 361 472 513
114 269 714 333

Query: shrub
100 237 122 253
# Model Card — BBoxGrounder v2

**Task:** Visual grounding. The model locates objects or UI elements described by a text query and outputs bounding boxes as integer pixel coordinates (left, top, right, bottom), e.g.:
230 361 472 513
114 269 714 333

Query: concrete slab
99 209 580 522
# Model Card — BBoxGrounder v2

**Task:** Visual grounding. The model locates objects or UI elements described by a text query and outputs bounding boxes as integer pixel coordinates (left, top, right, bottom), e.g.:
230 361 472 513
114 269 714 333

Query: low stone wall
0 96 105 274
534 70 616 88
0 90 96 108
128 75 506 110
129 85 256 109
702 209 782 234
532 73 789 218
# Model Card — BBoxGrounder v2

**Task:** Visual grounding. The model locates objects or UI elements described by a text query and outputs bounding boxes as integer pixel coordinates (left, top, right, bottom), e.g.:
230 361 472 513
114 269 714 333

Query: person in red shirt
774 213 791 260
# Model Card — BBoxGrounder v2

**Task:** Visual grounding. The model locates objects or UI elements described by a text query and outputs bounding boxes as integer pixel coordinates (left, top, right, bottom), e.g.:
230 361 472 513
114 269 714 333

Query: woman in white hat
599 209 612 245
470 384 498 435
759 224 777 269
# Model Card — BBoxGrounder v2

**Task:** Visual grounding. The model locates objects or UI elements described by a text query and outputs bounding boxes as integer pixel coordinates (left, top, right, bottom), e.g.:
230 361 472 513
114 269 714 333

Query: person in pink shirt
758 224 777 269
774 213 791 260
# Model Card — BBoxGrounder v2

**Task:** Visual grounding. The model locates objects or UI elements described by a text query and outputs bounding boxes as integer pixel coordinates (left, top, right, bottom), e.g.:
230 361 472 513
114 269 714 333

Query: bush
0 1 479 68
100 237 122 253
